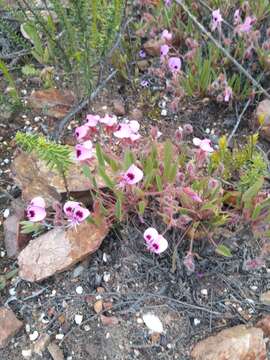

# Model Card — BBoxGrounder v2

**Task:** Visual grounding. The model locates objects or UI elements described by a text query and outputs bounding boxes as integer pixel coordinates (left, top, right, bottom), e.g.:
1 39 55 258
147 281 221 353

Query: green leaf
115 197 122 221
163 140 173 180
156 174 163 192
103 153 120 172
98 166 115 189
242 177 264 209
138 200 146 215
215 244 232 257
96 143 105 167
82 165 91 178
168 163 177 183
123 150 135 169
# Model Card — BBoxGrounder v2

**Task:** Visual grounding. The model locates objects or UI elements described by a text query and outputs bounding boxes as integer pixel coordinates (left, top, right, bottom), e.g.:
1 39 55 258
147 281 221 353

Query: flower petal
75 125 89 141
150 235 168 254
63 201 80 216
27 206 46 222
124 164 143 184
30 196 45 208
144 227 159 243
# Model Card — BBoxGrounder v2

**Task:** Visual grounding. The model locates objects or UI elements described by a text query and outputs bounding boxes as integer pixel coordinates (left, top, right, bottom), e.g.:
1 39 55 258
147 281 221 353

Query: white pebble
84 325 91 332
22 349 32 358
194 318 201 326
3 208 10 218
250 285 258 291
75 314 83 325
25 324 31 333
22 114 27 119
21 89 27 95
34 116 41 122
0 251 6 257
105 332 110 339
50 289 56 297
25 120 30 125
201 289 208 296
29 331 39 341
3 158 9 164
103 272 110 283
55 333 64 340
76 286 83 295
137 318 143 324
161 109 167 116
103 253 108 263
9 287 16 296
205 128 210 134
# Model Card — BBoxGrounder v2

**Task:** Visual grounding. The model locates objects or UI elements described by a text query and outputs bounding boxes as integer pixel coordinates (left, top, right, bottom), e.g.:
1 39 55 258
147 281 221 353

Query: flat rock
112 99 125 116
18 221 108 282
191 325 266 360
12 151 109 206
256 315 270 337
28 89 75 118
4 214 30 257
0 307 23 348
260 290 270 305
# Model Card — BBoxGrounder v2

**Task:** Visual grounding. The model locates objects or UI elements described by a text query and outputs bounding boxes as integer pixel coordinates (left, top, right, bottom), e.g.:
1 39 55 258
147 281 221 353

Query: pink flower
224 86 232 102
75 140 94 161
193 138 214 152
64 201 90 226
120 164 144 186
27 197 46 222
236 16 255 34
160 44 170 57
114 121 141 142
161 29 172 42
164 0 172 7
100 114 118 128
182 187 203 203
168 57 181 73
144 227 168 254
114 123 132 139
75 124 90 142
144 227 159 243
86 114 100 127
234 9 241 25
211 9 222 31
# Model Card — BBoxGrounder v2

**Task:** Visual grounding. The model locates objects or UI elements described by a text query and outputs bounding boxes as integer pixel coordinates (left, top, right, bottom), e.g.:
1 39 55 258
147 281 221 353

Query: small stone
194 318 201 326
74 314 83 325
260 290 270 305
72 265 85 278
100 315 119 326
29 330 39 341
250 285 258 291
201 289 208 296
137 318 143 324
22 349 32 358
3 209 10 218
47 342 64 360
55 333 64 340
102 253 108 263
3 159 9 164
84 325 91 332
113 99 125 116
9 288 16 296
94 300 103 314
75 286 83 295
25 324 30 333
103 272 110 283
0 251 5 257
205 128 210 134
161 109 167 116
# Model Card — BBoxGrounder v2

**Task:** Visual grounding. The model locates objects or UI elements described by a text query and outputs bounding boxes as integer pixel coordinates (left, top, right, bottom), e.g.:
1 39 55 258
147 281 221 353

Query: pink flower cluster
159 29 182 74
27 197 90 227
75 114 142 162
143 227 168 254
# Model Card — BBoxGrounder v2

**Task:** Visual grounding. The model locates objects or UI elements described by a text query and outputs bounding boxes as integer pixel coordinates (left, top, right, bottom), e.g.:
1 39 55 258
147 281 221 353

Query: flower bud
183 124 193 135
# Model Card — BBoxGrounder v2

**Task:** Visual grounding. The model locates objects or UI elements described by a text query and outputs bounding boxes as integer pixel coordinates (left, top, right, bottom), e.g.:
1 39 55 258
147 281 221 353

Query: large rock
4 199 30 257
11 151 109 206
0 308 23 348
191 325 266 360
28 89 75 118
18 221 108 282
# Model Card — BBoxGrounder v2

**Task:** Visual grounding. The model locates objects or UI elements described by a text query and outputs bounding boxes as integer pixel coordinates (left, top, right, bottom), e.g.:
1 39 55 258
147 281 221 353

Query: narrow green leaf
82 165 91 178
242 177 264 209
163 140 173 180
96 143 105 167
98 166 115 189
216 244 232 257
124 150 135 169
103 153 120 172
138 200 146 215
156 174 163 192
115 197 122 221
